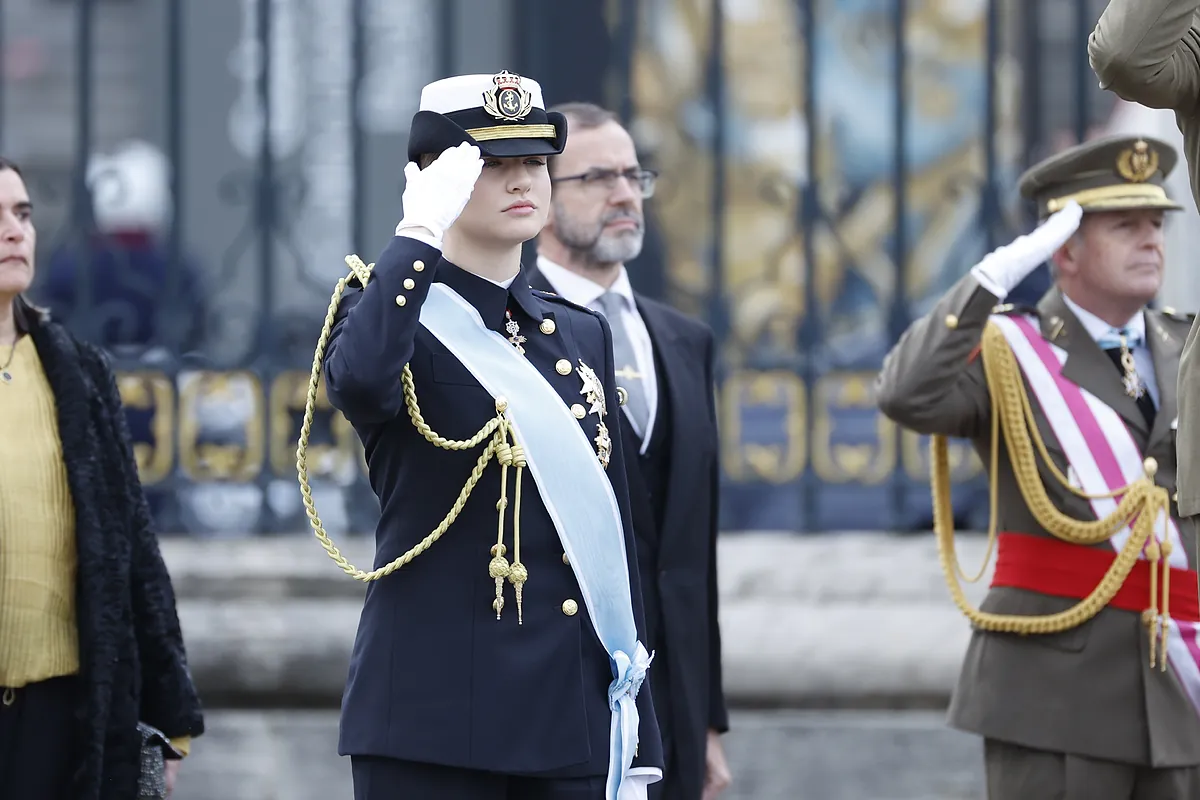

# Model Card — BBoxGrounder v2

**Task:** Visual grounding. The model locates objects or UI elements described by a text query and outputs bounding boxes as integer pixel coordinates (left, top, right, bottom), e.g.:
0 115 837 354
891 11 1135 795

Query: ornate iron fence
3 0 1109 535
520 0 1113 532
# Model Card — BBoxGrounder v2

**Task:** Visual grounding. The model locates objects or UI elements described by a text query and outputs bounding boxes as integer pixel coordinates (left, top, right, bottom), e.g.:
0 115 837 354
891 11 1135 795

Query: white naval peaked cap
407 70 565 162
419 72 547 115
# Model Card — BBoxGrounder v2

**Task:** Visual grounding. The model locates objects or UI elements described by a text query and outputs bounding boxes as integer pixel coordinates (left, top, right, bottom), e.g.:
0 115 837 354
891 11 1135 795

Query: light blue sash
419 283 654 798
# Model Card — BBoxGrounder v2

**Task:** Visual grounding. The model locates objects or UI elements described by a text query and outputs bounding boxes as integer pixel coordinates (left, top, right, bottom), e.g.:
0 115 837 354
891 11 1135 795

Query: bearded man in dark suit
527 101 732 800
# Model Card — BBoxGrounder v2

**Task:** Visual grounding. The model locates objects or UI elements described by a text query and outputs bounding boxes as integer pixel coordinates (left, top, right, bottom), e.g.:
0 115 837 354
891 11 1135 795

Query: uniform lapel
1145 311 1182 452
1037 289 1151 442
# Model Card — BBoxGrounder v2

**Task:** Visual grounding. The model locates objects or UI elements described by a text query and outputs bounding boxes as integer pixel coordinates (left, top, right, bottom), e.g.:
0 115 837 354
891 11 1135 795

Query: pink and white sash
990 313 1200 717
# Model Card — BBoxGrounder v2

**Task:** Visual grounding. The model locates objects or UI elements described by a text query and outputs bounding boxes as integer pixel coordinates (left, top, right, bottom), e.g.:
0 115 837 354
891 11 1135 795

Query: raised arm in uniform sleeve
875 275 999 440
878 201 1083 439
1090 0 1200 114
323 235 443 425
322 142 483 426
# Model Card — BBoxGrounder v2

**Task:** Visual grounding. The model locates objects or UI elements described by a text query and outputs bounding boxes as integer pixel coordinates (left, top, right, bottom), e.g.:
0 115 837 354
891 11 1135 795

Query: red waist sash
991 532 1200 622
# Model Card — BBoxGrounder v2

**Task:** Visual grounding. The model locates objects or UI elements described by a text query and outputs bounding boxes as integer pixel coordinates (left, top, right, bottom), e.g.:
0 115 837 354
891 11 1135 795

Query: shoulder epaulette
991 303 1039 317
531 289 600 317
1160 306 1196 324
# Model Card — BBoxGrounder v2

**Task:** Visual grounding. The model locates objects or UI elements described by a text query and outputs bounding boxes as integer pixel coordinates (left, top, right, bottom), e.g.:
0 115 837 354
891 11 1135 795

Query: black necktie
1102 347 1156 429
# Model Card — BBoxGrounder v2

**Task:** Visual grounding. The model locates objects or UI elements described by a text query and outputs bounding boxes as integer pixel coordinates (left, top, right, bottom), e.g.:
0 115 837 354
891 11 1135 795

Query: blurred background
4 0 1199 797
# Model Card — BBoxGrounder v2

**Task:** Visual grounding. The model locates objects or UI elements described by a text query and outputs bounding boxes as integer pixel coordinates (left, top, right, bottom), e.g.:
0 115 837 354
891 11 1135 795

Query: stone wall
162 531 992 708
160 531 993 797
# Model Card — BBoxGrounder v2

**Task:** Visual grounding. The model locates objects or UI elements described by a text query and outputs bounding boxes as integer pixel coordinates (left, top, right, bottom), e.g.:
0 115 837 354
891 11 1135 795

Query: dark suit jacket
528 264 728 799
321 235 663 779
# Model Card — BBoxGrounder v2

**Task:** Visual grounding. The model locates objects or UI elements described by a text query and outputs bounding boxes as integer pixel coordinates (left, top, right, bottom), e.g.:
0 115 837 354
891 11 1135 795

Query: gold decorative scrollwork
720 370 806 483
116 371 175 484
113 363 985 494
269 370 358 480
178 371 265 481
811 372 896 484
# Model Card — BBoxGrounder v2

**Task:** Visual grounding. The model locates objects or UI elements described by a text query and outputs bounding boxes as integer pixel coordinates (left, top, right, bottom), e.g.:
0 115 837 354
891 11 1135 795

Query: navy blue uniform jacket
322 234 664 778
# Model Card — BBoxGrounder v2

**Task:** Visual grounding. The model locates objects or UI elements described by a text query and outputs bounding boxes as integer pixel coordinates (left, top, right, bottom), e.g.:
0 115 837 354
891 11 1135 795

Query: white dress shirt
1061 293 1160 410
536 256 658 453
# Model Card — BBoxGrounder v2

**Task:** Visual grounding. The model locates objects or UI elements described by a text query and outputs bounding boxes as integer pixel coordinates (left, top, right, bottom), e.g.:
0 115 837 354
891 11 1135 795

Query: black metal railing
0 0 1107 535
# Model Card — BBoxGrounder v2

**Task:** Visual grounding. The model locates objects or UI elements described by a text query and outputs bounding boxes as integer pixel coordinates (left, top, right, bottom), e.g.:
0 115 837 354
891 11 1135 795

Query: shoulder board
990 303 1039 317
531 289 600 317
1159 306 1196 324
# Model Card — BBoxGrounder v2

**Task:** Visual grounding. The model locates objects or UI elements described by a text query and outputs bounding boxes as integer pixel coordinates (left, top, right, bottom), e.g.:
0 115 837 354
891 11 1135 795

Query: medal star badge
576 360 606 418
1118 335 1146 400
483 70 533 122
504 310 526 355
594 422 612 470
576 360 611 468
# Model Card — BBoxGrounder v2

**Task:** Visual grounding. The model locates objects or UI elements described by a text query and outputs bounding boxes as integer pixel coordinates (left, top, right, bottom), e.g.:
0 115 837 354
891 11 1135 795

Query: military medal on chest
1118 333 1146 400
504 309 526 355
576 360 611 469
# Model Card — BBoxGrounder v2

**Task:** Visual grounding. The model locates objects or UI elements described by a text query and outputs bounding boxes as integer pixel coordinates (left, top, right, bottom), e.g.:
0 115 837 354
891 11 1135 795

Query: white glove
394 141 484 249
971 199 1083 299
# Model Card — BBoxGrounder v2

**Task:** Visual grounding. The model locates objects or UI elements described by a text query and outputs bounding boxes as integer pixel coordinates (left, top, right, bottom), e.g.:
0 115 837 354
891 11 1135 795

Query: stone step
168 709 985 800
162 532 992 706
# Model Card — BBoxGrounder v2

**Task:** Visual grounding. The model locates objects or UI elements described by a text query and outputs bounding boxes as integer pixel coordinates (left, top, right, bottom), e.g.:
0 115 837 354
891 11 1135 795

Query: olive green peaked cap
1019 134 1182 219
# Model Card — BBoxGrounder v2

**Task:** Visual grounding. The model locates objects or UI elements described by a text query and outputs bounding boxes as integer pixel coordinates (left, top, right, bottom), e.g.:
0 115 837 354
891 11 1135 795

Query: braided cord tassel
299 255 507 582
930 321 1169 656
508 440 528 624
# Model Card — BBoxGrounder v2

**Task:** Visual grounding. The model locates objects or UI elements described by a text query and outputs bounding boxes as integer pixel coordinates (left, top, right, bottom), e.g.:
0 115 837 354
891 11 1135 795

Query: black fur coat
24 311 204 799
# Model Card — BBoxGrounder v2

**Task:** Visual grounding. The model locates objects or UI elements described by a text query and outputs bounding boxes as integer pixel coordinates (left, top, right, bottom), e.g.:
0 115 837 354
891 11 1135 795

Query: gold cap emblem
483 70 533 122
1116 139 1159 183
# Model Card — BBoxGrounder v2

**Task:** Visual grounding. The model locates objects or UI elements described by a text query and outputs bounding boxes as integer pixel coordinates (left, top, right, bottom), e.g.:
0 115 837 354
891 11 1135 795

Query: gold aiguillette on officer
489 396 529 624
298 254 536 625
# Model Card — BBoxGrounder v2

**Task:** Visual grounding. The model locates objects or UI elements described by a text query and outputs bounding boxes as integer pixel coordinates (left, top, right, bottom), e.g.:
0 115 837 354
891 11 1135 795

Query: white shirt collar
1060 292 1145 344
485 272 519 290
535 256 635 311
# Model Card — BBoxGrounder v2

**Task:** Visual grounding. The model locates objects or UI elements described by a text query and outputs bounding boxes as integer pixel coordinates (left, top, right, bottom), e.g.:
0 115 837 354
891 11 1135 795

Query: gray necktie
591 291 650 437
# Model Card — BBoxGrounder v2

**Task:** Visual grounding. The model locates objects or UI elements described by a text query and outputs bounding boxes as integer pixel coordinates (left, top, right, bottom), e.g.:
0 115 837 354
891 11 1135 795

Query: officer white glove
971 199 1083 299
394 141 484 250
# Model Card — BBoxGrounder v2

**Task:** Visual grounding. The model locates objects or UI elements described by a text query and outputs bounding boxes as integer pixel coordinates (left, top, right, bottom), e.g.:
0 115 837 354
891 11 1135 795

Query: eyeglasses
551 167 658 198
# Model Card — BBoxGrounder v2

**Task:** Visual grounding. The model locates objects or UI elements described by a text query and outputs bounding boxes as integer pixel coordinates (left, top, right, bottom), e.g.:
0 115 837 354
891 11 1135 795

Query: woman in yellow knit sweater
0 158 203 798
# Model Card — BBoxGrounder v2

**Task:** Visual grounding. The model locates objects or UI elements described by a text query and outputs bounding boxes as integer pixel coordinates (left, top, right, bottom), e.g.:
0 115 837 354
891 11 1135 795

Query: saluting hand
397 141 484 248
973 199 1083 295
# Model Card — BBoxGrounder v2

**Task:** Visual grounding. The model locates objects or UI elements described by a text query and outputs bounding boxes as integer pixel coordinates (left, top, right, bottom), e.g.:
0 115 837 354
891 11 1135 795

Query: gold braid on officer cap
931 321 1173 669
296 255 531 624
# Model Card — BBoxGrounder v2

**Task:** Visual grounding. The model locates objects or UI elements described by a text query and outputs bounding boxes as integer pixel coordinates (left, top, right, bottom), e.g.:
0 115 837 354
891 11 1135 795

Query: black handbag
137 722 183 799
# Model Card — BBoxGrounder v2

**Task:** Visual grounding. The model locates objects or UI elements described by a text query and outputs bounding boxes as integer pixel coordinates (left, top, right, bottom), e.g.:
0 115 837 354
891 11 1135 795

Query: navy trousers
352 755 609 799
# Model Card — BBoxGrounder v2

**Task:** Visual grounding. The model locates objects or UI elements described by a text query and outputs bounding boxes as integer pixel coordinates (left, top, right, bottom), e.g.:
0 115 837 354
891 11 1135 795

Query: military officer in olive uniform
320 71 663 799
877 136 1200 799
